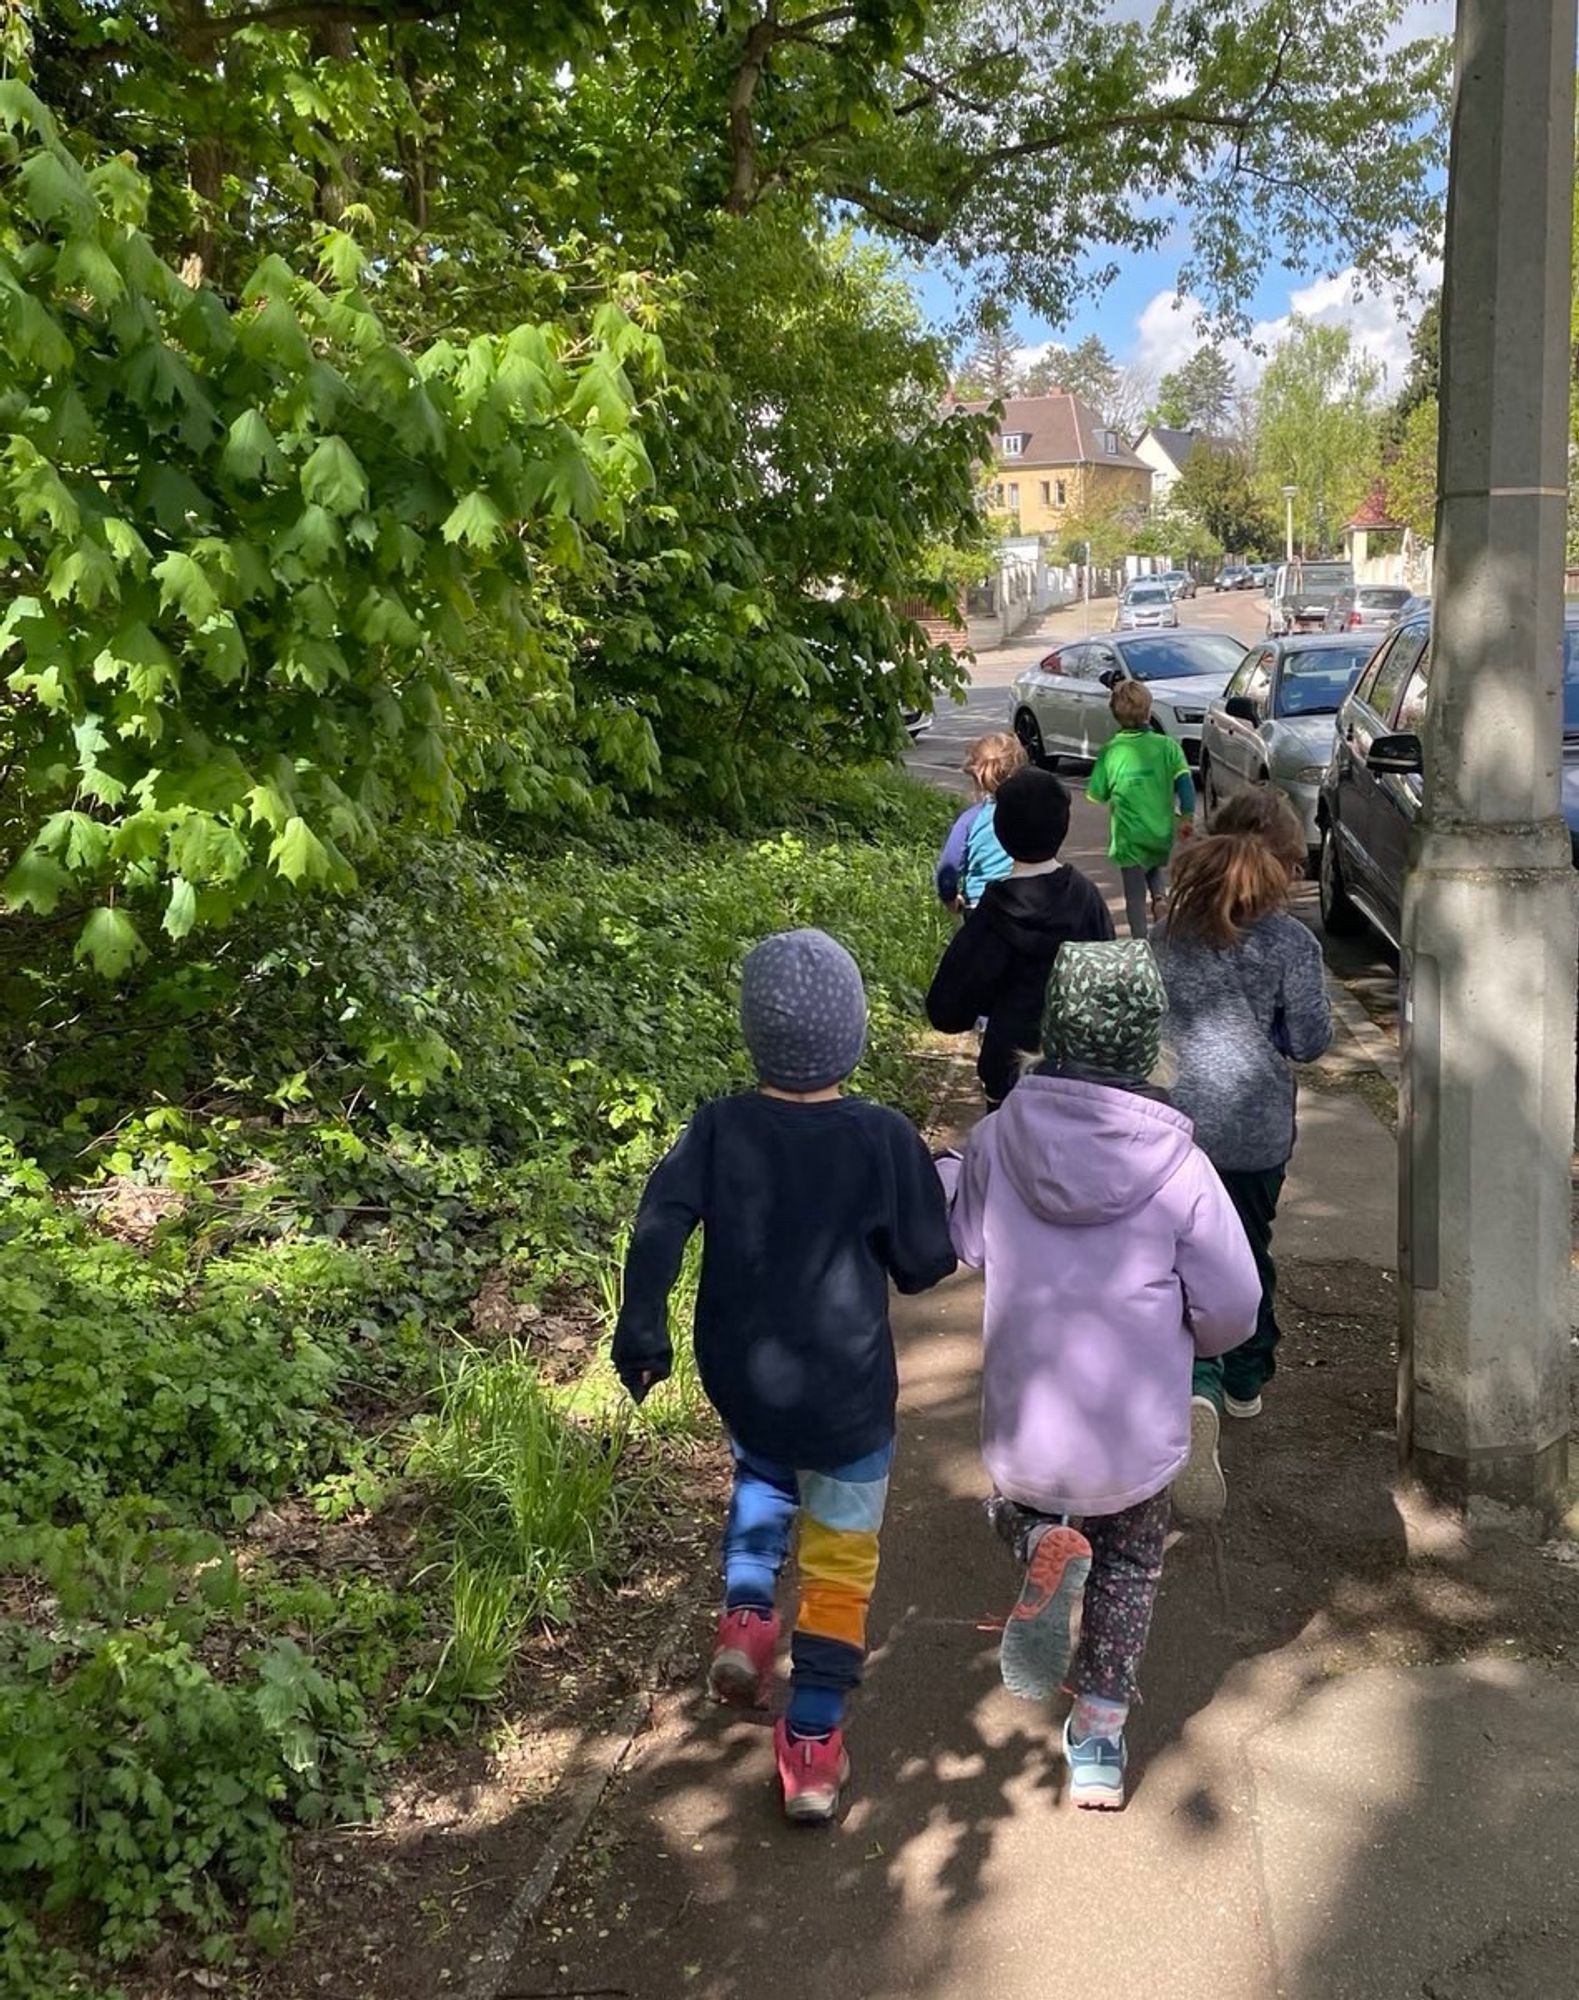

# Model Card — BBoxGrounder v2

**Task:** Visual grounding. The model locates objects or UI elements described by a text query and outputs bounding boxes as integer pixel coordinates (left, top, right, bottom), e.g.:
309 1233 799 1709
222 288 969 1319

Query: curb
1321 965 1399 1085
464 1601 695 2000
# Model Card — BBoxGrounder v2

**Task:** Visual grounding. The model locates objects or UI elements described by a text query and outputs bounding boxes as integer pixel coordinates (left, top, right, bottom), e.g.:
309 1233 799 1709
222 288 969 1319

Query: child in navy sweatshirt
613 929 956 1824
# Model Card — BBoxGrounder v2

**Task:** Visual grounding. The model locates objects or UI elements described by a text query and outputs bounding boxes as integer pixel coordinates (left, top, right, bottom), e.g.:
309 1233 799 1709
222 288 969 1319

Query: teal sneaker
1063 1713 1127 1811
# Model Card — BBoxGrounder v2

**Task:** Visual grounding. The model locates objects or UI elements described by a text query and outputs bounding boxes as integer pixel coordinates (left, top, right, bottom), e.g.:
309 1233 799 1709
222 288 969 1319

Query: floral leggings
993 1488 1171 1703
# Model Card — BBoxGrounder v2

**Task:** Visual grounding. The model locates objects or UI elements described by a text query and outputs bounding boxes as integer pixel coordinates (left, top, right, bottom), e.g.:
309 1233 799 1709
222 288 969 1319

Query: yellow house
964 392 1153 533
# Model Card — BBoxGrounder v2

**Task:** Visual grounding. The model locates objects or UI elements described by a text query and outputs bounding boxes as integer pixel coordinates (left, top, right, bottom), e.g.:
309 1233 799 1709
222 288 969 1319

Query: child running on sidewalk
935 731 1026 911
1086 681 1197 939
927 767 1113 1107
612 929 957 1825
1155 788 1332 1444
939 942 1258 1808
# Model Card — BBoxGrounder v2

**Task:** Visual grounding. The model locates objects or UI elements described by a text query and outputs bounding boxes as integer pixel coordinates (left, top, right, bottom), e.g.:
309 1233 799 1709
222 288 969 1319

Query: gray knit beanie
739 929 868 1092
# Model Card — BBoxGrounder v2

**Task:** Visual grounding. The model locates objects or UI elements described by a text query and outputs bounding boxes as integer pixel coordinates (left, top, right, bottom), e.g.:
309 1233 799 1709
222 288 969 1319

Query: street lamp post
1398 0 1577 1522
1281 485 1297 562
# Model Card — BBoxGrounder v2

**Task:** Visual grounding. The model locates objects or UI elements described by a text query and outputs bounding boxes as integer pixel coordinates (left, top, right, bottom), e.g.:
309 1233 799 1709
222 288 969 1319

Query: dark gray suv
1316 607 1579 947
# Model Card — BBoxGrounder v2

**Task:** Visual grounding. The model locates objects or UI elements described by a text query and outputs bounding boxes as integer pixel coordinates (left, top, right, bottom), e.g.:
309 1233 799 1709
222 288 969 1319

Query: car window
1369 627 1427 722
1223 653 1259 699
1275 644 1373 717
1359 586 1411 611
1085 645 1119 677
1128 584 1170 604
1039 647 1072 676
1352 627 1410 713
1396 647 1432 734
1296 563 1353 591
1241 650 1274 712
1116 633 1247 681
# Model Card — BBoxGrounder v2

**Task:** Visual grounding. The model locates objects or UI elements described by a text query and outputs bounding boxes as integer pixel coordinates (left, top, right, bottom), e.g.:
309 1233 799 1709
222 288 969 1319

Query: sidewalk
497 1044 1579 2000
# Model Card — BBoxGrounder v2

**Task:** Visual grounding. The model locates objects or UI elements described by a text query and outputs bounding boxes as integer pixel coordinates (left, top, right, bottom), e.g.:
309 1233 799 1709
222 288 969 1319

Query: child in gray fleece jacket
1153 790 1331 1450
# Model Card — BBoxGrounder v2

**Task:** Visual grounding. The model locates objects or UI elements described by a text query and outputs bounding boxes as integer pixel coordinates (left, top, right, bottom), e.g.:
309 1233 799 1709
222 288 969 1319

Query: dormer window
1104 430 1119 456
1000 433 1026 457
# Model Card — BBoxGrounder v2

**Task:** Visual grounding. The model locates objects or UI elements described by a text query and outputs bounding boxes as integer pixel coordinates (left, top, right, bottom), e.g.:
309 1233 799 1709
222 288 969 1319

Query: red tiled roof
1345 487 1403 531
957 392 1151 473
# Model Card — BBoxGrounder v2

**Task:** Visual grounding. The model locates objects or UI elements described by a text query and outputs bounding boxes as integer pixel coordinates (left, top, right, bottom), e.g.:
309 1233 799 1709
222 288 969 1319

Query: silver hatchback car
1113 580 1179 631
1198 633 1378 860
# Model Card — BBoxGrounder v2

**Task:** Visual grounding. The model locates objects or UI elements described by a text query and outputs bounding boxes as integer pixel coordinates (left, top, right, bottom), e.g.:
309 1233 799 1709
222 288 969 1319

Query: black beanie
992 767 1072 863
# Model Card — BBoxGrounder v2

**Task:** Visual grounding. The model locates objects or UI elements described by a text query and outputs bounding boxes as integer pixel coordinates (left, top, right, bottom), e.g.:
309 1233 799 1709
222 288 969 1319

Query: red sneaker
707 1606 780 1706
774 1719 850 1825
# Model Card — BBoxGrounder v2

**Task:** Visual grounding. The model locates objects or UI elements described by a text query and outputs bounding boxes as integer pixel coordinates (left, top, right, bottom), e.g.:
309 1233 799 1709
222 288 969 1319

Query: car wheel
1318 823 1365 938
1014 708 1055 770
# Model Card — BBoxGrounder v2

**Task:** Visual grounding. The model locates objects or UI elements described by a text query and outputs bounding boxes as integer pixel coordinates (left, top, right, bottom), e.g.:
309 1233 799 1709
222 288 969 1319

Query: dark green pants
1192 1166 1286 1408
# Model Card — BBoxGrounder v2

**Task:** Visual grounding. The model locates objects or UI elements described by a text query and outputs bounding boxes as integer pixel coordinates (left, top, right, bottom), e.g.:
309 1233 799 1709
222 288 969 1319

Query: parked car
1010 629 1248 771
1395 593 1431 624
1158 569 1197 600
1268 560 1355 635
1317 605 1579 947
1197 633 1379 863
1114 580 1180 630
1324 583 1412 633
1214 566 1253 592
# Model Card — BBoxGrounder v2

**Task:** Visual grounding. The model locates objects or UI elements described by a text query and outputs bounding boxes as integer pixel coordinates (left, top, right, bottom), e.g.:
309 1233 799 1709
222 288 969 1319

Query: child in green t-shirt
1087 680 1197 938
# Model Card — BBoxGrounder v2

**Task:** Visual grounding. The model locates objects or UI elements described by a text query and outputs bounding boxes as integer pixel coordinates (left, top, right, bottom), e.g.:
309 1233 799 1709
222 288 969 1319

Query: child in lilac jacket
939 939 1257 1809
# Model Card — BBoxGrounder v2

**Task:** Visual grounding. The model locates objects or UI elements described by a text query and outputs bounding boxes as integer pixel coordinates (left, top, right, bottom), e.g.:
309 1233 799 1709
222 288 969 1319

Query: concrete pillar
1399 0 1577 1521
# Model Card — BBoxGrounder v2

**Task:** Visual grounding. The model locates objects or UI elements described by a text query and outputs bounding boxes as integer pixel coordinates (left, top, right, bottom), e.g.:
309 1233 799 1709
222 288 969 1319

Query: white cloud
1128 251 1440 401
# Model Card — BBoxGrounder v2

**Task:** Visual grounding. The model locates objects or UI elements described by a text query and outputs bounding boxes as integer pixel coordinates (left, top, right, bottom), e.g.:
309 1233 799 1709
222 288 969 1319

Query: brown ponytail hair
1167 788 1306 949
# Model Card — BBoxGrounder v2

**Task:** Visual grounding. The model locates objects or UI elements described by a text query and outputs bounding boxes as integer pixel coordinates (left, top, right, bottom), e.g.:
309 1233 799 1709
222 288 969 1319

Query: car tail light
1348 611 1363 628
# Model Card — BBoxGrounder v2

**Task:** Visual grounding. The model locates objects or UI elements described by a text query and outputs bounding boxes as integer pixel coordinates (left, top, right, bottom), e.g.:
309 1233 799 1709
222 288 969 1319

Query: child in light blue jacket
935 731 1024 910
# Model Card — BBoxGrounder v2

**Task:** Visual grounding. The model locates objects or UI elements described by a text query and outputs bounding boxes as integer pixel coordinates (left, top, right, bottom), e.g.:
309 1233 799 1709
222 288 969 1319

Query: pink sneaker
707 1606 780 1706
774 1719 850 1825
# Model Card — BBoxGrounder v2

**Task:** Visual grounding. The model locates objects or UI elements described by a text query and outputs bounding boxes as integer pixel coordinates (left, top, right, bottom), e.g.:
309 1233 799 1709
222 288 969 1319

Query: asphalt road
906 588 1402 1038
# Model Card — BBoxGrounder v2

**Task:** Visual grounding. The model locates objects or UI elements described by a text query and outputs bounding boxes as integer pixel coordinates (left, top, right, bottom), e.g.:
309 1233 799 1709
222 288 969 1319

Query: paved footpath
496 625 1579 2000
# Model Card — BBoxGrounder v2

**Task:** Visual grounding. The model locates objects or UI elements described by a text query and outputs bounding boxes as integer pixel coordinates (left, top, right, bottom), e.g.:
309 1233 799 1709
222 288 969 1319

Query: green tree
1153 346 1236 431
1385 397 1439 543
955 322 1024 400
1172 445 1280 555
1022 334 1119 412
1255 319 1384 553
0 82 661 970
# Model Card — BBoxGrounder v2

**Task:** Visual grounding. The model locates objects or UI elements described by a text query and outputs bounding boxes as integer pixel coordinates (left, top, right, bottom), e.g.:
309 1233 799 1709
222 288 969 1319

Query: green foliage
1385 397 1439 545
0 87 658 969
0 779 952 1985
1152 345 1235 432
1172 444 1280 556
1254 317 1384 553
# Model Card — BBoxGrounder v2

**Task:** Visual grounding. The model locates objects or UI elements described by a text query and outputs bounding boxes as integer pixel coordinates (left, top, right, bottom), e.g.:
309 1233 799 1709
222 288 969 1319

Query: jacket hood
979 870 1089 958
994 1072 1196 1225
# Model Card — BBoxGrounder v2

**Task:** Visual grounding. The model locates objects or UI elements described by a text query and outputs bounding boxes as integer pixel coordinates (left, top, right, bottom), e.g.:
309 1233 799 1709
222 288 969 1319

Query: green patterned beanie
1042 940 1167 1081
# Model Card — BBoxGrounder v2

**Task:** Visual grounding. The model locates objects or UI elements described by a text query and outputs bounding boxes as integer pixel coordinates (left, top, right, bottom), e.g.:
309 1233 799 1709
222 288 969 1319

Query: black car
1316 607 1579 947
1214 565 1253 592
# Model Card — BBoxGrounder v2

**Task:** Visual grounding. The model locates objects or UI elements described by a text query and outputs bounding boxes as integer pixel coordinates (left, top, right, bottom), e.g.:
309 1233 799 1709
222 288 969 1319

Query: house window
990 481 1005 506
1001 433 1024 458
1040 481 1051 507
1105 430 1118 456
1055 478 1067 507
1007 482 1019 510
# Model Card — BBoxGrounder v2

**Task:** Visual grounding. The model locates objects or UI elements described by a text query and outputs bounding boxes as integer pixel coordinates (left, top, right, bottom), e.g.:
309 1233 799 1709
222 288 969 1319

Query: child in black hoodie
926 768 1113 1106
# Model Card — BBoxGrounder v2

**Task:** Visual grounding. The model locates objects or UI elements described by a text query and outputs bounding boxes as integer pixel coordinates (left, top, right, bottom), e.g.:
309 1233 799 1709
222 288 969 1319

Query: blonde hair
1169 789 1306 949
1110 679 1153 729
963 730 1027 797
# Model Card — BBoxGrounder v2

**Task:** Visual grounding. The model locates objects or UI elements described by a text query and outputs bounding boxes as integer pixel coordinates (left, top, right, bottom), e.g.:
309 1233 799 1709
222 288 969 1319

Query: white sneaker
1224 1392 1264 1420
1172 1396 1227 1523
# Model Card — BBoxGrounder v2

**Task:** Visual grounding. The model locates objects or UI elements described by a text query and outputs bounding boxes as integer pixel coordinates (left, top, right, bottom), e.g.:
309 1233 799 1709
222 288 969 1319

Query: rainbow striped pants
722 1437 893 1738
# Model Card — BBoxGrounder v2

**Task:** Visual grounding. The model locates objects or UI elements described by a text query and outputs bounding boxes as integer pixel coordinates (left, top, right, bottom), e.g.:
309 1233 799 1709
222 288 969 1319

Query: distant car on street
1158 569 1197 600
1011 628 1248 771
1324 583 1412 633
1114 580 1179 630
1198 633 1379 863
1214 566 1254 592
1268 560 1355 635
1317 604 1579 947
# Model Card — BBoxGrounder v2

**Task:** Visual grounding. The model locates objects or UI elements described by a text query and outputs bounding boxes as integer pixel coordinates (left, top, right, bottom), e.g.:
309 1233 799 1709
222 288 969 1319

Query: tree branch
181 0 451 42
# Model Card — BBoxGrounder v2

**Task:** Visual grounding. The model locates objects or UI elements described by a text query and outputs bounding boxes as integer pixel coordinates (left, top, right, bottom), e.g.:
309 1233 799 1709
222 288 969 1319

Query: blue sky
903 0 1455 398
